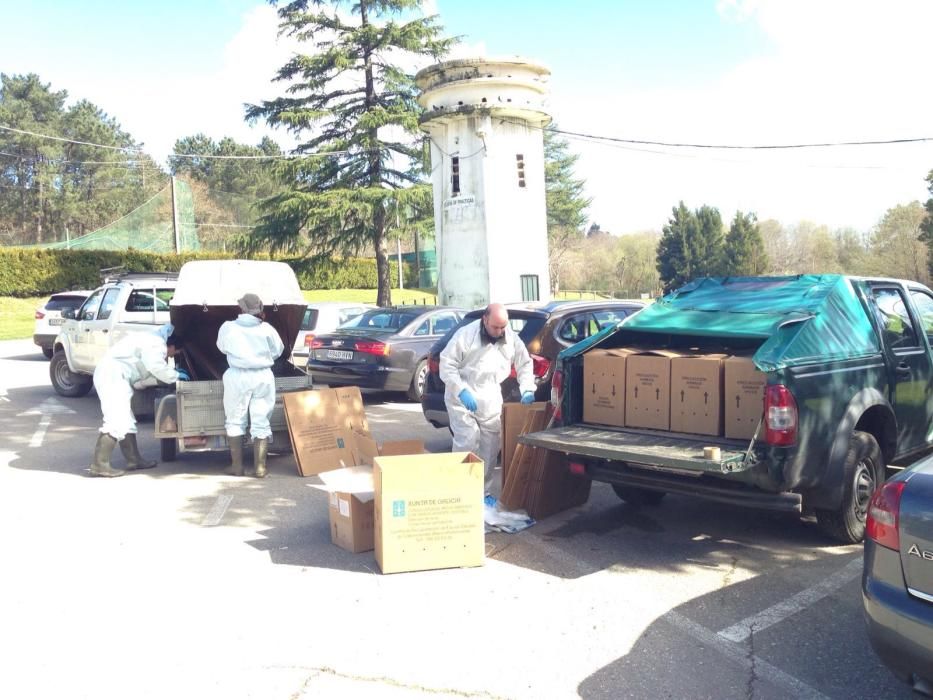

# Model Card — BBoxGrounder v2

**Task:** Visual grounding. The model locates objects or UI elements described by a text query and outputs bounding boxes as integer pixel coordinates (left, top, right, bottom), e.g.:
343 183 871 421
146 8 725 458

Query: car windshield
45 295 88 311
342 309 420 332
454 311 546 345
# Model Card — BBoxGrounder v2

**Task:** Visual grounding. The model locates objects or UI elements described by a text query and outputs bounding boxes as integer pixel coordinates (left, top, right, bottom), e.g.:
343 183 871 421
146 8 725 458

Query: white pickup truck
49 272 178 398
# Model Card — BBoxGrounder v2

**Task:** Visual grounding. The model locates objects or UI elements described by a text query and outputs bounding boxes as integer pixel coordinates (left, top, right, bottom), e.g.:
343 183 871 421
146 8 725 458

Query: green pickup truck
520 275 933 543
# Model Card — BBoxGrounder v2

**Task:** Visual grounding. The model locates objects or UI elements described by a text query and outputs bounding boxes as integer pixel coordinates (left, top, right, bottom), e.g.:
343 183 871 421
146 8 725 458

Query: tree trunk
374 210 391 306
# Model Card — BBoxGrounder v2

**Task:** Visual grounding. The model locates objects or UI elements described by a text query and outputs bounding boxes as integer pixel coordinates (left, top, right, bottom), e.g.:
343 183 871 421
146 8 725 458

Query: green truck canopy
622 275 880 371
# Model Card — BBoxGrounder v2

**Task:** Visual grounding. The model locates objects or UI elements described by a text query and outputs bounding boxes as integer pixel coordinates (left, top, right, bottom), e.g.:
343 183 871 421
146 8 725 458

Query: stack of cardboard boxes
583 348 767 440
284 387 485 574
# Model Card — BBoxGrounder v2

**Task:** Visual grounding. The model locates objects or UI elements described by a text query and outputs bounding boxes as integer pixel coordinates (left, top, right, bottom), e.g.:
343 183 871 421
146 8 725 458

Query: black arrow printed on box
680 390 685 402
655 388 660 400
611 385 616 396
704 391 708 404
735 395 740 408
634 387 638 398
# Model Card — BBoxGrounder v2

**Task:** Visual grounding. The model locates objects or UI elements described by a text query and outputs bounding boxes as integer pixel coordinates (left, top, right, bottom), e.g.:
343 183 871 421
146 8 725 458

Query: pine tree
656 201 694 291
724 211 769 275
919 170 933 279
245 0 453 305
689 205 725 277
544 128 589 293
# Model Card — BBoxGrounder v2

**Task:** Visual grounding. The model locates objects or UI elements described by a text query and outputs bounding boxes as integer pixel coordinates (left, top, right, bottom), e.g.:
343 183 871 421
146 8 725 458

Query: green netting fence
39 178 199 253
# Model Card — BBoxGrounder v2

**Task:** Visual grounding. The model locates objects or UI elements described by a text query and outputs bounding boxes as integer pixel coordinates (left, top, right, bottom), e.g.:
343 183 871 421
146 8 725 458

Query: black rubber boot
89 433 124 478
253 438 269 479
119 433 157 470
225 437 245 476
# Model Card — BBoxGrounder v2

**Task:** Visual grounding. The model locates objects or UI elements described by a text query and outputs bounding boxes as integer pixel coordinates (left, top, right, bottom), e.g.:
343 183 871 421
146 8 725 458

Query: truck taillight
35 311 45 320
354 341 390 356
310 339 324 349
303 334 315 347
867 481 905 550
550 368 563 422
428 356 440 375
764 384 797 446
531 353 550 379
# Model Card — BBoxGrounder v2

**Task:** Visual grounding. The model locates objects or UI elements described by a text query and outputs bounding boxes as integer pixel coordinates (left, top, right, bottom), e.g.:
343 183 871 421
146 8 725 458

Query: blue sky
2 0 932 234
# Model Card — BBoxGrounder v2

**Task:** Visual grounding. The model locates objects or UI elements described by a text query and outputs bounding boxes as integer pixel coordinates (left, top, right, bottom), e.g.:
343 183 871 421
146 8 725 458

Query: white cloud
553 0 933 234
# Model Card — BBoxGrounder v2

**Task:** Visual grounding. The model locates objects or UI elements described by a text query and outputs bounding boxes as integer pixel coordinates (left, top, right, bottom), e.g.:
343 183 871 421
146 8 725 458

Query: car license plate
49 318 64 326
327 349 353 360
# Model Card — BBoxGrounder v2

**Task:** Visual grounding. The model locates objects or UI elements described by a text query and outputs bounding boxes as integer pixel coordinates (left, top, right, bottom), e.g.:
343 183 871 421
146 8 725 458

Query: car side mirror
62 309 76 320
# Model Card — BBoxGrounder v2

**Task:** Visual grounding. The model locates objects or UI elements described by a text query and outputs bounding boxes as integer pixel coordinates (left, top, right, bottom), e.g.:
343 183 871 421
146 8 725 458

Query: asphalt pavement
0 339 912 699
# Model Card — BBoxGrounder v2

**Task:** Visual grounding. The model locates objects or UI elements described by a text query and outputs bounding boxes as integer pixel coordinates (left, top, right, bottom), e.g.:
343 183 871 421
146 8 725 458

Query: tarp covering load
621 275 880 371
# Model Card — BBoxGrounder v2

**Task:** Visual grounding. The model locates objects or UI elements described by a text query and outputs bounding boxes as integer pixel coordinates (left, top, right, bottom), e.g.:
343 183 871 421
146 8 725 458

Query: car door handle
895 362 911 377
102 329 108 333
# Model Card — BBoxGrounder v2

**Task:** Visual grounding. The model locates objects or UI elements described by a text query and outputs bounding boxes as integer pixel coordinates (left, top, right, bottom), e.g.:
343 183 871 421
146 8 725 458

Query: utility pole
170 176 180 253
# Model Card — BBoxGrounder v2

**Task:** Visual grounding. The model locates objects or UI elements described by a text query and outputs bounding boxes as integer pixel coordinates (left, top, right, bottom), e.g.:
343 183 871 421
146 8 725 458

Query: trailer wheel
816 430 883 544
611 484 666 506
160 438 177 462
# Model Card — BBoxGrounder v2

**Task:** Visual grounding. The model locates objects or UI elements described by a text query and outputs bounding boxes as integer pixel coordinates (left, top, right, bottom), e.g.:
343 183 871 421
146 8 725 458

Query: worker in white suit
90 323 183 477
216 293 284 478
440 303 536 496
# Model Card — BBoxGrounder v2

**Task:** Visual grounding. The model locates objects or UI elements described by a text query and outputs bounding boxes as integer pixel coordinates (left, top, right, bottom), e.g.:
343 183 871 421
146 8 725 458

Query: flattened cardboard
625 350 680 430
724 355 767 439
501 401 547 485
583 349 631 427
374 452 484 574
283 387 370 476
670 354 726 436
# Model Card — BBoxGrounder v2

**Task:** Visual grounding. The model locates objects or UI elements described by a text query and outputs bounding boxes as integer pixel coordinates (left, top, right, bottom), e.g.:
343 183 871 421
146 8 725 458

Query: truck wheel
42 347 53 359
50 350 92 397
160 438 177 462
407 359 428 403
611 484 667 506
816 431 883 544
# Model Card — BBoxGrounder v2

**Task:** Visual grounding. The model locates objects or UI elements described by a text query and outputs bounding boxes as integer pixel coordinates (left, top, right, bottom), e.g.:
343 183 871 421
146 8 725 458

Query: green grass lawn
0 296 42 341
0 289 438 341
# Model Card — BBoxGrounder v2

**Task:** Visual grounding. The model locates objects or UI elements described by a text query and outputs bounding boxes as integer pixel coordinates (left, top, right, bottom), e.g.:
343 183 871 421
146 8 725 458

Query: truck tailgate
519 425 752 474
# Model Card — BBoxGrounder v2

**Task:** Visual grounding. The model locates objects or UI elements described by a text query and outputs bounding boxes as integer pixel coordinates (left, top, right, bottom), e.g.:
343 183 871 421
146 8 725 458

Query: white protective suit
439 319 535 494
93 327 179 440
216 314 284 440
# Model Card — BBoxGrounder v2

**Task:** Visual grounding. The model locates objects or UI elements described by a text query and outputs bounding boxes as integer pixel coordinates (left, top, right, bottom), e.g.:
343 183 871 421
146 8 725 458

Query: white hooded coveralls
216 314 284 440
93 328 179 440
439 319 535 493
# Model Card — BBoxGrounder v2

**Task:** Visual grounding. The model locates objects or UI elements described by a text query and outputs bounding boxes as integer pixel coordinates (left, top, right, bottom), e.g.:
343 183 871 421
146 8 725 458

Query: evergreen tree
919 170 933 279
724 211 769 275
689 204 725 277
245 0 453 305
656 201 694 291
544 128 589 293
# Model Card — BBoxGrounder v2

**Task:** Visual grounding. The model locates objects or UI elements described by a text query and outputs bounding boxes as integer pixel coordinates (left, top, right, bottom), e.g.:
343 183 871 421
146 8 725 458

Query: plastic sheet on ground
484 495 536 534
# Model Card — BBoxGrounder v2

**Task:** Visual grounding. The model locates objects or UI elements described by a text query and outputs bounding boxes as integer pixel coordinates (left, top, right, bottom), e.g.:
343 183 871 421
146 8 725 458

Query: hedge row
0 248 409 297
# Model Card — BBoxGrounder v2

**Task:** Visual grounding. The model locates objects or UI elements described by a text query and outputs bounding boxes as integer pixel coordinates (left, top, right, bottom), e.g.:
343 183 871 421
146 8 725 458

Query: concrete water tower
416 57 552 309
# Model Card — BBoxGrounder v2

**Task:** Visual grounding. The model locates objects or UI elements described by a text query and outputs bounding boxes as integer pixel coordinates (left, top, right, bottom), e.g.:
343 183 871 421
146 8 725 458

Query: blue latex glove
520 391 535 405
458 388 477 412
176 369 190 381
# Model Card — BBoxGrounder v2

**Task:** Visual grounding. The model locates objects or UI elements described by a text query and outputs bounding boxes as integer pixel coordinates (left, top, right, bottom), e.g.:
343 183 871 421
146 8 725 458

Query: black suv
421 300 645 428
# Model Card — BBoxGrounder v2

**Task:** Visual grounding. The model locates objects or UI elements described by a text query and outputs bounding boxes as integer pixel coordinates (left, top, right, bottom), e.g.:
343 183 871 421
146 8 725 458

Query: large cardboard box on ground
374 452 484 574
625 350 680 430
312 439 427 553
501 401 548 485
283 387 370 476
724 355 768 439
670 354 726 436
582 349 632 426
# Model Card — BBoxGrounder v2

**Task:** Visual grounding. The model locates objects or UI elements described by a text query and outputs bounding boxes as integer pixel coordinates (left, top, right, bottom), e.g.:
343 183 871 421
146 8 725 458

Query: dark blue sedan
306 305 464 402
863 454 933 694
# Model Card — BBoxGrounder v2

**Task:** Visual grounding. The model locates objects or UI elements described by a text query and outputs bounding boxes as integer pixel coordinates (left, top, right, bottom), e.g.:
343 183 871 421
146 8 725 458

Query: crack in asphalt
292 666 508 699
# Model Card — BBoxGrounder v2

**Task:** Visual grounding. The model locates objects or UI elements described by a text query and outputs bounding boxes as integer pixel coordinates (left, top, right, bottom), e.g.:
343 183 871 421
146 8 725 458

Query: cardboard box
283 387 370 476
313 439 428 553
316 466 376 553
582 349 630 427
670 354 726 436
625 350 680 430
502 401 548 485
374 452 484 574
724 355 767 439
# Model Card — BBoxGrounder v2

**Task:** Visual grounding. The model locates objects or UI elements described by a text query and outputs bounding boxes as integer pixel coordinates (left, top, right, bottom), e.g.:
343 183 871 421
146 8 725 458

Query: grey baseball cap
237 293 263 315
